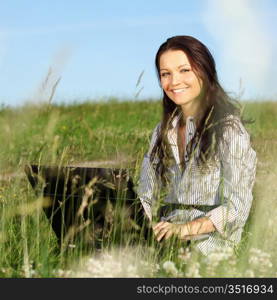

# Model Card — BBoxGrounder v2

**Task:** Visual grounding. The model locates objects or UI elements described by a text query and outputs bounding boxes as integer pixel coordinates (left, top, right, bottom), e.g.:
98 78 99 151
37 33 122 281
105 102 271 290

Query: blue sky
0 0 276 106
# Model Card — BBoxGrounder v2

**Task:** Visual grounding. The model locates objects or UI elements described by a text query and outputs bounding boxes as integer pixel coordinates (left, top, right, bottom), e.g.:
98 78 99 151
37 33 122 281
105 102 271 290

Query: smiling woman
159 50 204 117
137 36 257 256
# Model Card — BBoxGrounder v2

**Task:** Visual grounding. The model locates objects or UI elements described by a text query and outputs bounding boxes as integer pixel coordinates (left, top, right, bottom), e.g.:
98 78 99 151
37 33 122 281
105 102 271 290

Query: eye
181 68 190 73
160 72 170 78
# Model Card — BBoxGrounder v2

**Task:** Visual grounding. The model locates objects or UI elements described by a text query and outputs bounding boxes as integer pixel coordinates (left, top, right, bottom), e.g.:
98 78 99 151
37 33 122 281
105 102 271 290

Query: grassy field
0 99 276 277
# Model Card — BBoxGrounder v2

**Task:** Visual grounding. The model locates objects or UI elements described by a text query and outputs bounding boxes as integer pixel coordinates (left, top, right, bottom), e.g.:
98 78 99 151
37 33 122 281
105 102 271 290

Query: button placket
184 117 195 163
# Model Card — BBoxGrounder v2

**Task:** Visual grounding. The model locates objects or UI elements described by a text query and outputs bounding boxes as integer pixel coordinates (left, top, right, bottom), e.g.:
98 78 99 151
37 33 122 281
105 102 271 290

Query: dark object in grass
24 164 150 248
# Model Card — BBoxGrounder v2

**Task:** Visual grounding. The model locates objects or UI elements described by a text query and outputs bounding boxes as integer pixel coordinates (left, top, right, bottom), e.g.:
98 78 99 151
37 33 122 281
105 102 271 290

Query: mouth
171 88 188 93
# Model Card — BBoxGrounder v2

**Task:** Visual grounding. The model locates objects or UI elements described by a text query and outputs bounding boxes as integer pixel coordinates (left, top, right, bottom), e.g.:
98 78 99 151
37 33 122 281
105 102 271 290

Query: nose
171 72 181 86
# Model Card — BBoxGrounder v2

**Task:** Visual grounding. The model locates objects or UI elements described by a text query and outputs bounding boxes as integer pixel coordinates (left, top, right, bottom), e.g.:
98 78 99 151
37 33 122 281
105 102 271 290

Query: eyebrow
160 64 191 71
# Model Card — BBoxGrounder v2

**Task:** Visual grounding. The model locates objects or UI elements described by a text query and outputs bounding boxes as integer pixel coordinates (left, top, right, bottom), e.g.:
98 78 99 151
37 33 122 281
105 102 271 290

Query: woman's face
159 50 204 113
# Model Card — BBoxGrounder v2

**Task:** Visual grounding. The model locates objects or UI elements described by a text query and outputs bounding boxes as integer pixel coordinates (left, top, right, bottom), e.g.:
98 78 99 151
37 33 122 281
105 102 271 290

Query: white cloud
203 0 274 99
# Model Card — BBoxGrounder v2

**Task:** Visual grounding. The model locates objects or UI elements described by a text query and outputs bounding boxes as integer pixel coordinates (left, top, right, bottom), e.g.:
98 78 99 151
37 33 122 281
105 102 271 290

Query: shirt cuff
205 206 230 238
140 200 152 222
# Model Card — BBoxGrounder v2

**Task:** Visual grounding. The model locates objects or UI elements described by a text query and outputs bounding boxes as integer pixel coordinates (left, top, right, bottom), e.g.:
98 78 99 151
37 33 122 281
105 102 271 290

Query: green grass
0 99 276 277
0 100 162 171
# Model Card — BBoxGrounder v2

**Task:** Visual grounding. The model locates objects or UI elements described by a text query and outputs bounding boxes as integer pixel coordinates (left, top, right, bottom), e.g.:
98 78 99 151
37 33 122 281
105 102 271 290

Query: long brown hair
150 36 245 184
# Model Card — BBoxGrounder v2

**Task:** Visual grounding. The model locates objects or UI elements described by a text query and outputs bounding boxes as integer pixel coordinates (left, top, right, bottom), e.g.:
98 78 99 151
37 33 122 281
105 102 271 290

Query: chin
170 97 189 106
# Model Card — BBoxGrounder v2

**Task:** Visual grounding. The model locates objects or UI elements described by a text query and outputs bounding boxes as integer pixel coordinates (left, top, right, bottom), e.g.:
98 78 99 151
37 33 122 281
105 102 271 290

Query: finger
153 225 167 237
157 232 166 242
153 221 165 230
153 222 169 234
164 229 173 240
153 226 161 236
156 222 171 231
156 228 168 242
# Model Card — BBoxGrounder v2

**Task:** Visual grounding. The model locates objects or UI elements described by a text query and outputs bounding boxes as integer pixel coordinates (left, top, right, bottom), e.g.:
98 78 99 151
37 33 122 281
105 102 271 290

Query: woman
137 36 257 256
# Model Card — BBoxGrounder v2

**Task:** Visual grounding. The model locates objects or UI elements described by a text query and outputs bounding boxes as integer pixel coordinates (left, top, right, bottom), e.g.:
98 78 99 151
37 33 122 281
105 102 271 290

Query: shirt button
189 132 193 136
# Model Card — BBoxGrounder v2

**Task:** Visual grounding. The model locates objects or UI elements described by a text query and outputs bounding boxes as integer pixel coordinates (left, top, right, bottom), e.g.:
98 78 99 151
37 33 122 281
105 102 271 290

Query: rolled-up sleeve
205 121 257 238
137 123 161 221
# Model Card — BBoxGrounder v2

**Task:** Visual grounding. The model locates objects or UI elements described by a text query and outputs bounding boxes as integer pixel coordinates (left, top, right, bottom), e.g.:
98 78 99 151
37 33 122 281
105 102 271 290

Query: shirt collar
171 112 195 128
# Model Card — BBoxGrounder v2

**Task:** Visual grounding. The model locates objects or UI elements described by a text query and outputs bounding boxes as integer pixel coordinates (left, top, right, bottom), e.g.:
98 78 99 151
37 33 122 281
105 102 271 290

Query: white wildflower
162 261 178 277
204 246 235 276
185 262 201 278
205 246 234 266
54 269 73 277
248 248 272 275
70 247 156 277
244 269 255 278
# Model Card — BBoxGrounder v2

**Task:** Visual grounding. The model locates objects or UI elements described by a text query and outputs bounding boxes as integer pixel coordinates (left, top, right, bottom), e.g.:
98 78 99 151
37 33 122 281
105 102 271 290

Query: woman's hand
153 217 216 242
153 221 190 242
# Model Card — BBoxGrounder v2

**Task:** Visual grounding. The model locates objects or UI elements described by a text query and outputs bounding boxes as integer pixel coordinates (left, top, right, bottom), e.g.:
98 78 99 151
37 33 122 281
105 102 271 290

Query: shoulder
143 122 162 157
153 122 162 132
219 115 253 158
149 122 162 144
221 114 249 140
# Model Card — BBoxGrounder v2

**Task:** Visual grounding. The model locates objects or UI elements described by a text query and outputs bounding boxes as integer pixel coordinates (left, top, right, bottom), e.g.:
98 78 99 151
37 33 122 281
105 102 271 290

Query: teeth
172 88 186 93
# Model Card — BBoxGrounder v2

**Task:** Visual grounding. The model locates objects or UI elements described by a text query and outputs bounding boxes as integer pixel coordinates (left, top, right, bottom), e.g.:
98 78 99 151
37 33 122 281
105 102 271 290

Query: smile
171 88 188 93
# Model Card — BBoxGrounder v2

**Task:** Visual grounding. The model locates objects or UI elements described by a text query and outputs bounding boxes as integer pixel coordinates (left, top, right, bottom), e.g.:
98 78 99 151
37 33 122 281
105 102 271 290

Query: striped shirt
137 113 257 255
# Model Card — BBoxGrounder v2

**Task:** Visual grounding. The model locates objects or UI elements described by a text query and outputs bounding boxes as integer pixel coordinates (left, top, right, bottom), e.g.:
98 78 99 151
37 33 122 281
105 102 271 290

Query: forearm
153 217 216 242
182 217 216 236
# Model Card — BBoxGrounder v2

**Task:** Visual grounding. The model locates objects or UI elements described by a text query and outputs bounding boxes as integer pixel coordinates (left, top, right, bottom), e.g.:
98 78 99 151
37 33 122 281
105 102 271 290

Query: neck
180 100 206 123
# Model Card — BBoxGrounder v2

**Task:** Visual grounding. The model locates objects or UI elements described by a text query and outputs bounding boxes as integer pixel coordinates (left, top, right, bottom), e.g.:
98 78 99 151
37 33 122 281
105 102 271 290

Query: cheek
192 80 201 92
190 75 202 92
160 79 168 90
185 73 197 84
195 80 203 94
